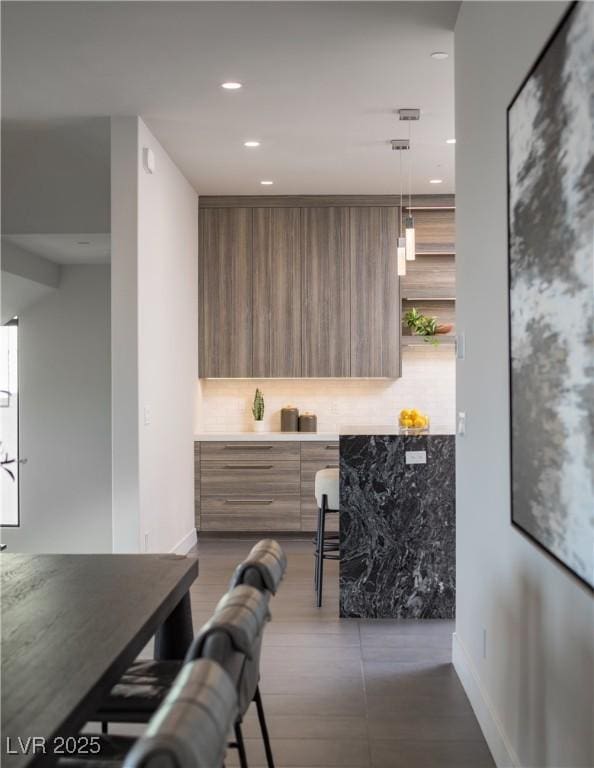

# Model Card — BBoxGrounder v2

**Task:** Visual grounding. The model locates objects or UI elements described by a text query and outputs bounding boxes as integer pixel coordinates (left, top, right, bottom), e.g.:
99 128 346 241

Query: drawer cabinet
200 460 300 497
200 498 300 532
200 441 300 461
194 442 201 529
195 440 340 533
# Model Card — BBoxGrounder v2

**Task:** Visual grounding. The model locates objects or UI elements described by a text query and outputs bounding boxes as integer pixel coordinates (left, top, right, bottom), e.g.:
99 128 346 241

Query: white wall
198 347 456 435
454 4 593 768
1 265 112 552
1 119 110 235
111 117 198 554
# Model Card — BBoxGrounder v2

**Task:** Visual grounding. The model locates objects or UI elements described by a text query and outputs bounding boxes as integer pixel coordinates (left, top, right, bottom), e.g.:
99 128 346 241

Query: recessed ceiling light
221 81 242 90
429 179 443 184
431 52 449 60
446 138 456 145
260 180 274 186
77 241 91 245
244 141 261 148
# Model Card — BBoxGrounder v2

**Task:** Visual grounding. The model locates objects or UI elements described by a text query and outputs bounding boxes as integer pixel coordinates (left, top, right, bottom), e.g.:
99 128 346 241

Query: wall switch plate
406 450 427 465
457 411 466 436
143 406 151 426
456 332 465 360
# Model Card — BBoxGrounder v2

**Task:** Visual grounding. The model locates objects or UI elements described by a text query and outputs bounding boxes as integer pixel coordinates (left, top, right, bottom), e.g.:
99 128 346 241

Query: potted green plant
405 307 439 346
252 388 266 432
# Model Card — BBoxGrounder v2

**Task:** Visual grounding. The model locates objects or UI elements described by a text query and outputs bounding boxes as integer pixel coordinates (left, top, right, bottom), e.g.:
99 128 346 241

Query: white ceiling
2 234 111 265
1 1 458 195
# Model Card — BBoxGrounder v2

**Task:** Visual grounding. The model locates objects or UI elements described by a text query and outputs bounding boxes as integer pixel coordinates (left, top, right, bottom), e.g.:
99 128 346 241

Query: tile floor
190 537 495 768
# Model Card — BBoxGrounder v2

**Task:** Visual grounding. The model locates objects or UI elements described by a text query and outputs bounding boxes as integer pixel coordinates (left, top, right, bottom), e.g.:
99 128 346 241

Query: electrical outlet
144 531 150 552
482 627 487 659
457 411 466 436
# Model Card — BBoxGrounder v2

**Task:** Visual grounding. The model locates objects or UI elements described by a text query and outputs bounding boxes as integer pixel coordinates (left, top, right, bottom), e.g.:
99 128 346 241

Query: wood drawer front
200 441 300 461
300 459 339 497
201 460 300 497
194 443 200 528
300 441 339 463
300 497 339 533
201 497 300 531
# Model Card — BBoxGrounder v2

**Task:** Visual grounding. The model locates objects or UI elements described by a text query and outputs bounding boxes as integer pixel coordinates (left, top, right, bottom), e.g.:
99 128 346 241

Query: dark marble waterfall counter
339 431 455 619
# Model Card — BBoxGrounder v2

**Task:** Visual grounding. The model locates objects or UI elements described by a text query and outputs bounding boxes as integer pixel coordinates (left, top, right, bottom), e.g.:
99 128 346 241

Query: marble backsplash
196 347 455 434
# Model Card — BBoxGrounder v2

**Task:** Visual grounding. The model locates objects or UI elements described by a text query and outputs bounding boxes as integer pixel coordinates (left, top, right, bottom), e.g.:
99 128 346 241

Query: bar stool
313 467 339 607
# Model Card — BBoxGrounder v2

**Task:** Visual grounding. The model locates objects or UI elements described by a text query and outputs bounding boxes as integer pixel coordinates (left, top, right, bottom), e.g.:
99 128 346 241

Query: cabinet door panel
199 208 252 377
301 208 350 377
201 497 300 531
252 208 301 377
350 207 400 378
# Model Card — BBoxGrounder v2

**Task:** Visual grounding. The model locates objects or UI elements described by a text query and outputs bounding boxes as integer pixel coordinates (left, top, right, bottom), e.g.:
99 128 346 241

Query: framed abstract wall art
507 2 594 590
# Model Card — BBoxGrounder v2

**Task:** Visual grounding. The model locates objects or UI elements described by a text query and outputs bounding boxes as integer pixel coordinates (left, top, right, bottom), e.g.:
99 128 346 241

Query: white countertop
195 431 339 442
339 425 454 436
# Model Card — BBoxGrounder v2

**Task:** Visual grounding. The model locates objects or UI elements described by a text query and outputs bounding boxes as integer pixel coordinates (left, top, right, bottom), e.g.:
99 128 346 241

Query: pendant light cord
408 120 412 211
399 148 403 233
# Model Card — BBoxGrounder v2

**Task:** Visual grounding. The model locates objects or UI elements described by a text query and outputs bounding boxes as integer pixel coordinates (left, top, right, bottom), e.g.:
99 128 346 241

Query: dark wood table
1 554 198 768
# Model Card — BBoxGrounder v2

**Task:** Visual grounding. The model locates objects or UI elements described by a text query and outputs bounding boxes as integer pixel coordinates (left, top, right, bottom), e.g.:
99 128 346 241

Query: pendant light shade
397 237 407 276
405 214 416 261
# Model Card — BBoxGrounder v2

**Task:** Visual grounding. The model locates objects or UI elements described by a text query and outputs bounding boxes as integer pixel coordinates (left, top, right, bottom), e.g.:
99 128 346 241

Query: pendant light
397 143 406 277
405 118 416 261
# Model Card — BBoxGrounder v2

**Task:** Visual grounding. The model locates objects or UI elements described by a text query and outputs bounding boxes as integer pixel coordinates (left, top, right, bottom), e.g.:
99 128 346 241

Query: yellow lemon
401 418 413 428
413 417 425 428
400 409 411 419
410 409 419 420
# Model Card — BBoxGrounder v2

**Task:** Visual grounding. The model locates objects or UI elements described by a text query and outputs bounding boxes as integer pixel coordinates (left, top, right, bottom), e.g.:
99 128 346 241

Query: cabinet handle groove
326 464 339 469
325 445 338 450
224 445 273 450
224 464 274 470
225 499 274 505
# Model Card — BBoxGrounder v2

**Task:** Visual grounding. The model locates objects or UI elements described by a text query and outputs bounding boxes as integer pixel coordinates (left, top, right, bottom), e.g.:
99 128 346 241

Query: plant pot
253 421 266 433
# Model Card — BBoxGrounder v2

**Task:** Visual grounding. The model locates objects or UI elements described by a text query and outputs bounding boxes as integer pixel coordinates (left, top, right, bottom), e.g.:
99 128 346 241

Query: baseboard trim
171 528 197 555
452 632 519 768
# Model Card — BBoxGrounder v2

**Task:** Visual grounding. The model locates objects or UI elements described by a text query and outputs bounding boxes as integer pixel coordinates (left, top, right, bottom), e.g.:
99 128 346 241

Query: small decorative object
281 405 299 432
252 388 265 433
405 307 439 346
436 323 454 335
507 2 593 589
298 412 317 433
398 408 429 435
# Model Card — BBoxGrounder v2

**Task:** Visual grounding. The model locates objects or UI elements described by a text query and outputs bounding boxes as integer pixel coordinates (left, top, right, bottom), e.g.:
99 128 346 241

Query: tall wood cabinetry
350 207 400 378
301 207 351 377
198 198 402 379
252 208 302 377
199 208 252 377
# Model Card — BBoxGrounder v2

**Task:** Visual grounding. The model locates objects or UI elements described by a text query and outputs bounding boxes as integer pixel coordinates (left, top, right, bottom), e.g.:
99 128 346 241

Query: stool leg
316 494 327 608
314 503 323 592
234 722 249 768
254 685 275 768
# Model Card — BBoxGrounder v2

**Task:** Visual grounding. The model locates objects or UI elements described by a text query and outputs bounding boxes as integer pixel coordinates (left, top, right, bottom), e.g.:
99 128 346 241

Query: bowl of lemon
398 409 430 435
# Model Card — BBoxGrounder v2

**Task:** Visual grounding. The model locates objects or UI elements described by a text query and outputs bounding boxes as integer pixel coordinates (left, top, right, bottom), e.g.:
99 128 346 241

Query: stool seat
314 468 339 511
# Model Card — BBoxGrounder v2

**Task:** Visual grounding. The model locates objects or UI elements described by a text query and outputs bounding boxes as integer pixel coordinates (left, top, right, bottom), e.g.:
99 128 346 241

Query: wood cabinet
198 197 429 379
252 208 301 377
195 440 339 532
350 207 400 378
301 207 351 377
200 441 301 531
199 208 252 377
194 442 200 529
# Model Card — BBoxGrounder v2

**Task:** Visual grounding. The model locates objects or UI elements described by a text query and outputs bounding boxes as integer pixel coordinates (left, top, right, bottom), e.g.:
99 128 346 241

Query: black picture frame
506 1 593 592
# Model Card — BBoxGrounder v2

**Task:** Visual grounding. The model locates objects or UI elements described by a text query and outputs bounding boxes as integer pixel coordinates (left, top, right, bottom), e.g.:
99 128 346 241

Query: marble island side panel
339 434 455 619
